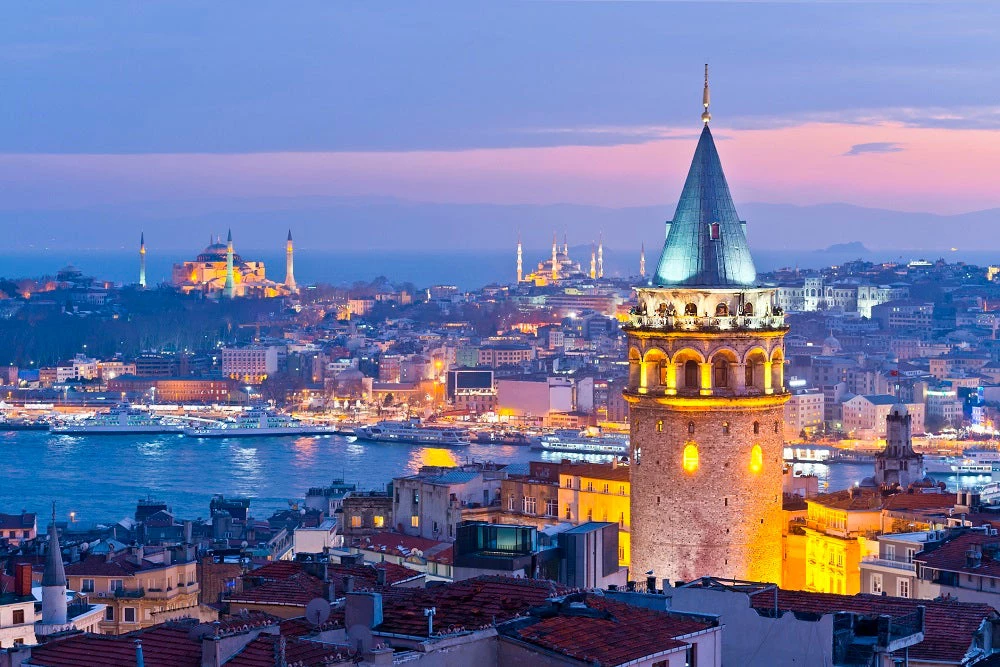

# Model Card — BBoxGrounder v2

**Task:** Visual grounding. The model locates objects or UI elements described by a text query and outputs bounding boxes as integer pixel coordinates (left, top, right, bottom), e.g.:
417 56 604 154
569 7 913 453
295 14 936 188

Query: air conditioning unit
96 592 107 598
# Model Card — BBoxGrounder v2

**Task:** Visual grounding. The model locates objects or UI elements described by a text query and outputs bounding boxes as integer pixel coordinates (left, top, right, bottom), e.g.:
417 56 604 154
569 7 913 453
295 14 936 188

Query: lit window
350 515 362 528
682 443 699 473
656 420 663 433
722 421 730 435
750 445 763 473
374 515 385 528
410 515 419 528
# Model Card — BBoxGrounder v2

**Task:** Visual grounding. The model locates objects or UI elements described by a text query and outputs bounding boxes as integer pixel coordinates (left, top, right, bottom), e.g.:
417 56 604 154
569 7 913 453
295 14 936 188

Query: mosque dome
822 334 841 354
197 242 242 263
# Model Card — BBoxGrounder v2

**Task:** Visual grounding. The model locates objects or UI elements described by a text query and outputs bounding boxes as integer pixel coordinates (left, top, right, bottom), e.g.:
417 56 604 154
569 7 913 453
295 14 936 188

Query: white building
784 384 825 438
292 519 340 556
842 394 925 438
221 346 281 383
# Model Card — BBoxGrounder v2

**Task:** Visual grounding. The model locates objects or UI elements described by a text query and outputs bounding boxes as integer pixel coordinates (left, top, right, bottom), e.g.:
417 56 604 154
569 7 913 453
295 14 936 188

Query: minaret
597 233 604 278
639 242 646 278
590 243 597 279
625 67 787 586
223 229 235 299
562 233 568 257
516 233 523 283
284 229 297 292
42 503 67 626
139 232 147 289
551 233 558 282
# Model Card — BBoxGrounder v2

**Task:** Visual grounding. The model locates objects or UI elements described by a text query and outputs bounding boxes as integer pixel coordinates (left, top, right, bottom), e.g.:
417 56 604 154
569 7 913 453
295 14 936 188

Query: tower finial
701 64 711 124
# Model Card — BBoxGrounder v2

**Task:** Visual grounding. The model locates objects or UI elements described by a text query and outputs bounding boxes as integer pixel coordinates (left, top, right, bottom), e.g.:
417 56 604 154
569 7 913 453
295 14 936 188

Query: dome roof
890 404 908 417
196 243 242 263
823 334 841 350
336 369 364 381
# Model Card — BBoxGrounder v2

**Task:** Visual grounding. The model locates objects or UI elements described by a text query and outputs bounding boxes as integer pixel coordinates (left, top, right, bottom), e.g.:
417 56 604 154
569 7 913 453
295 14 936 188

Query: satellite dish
187 623 216 641
347 624 373 653
305 598 332 627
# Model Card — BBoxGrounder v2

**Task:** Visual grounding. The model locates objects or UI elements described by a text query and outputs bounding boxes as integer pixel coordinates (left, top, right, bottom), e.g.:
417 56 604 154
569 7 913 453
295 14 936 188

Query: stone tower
874 404 923 489
624 68 789 586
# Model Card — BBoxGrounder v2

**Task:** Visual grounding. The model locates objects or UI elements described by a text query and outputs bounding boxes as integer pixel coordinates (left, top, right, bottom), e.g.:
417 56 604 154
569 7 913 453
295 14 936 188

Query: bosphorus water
0 430 973 524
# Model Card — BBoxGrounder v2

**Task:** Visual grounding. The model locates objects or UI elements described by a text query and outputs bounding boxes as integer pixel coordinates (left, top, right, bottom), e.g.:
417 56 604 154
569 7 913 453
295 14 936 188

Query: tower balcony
623 312 787 333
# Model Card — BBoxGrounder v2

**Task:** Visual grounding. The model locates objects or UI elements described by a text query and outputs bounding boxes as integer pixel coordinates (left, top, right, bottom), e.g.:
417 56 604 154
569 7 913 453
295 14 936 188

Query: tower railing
624 313 787 333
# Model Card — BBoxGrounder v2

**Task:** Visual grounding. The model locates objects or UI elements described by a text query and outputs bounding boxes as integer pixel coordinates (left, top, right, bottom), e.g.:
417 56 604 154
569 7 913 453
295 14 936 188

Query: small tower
562 233 568 258
874 404 924 488
516 233 523 283
284 229 297 292
590 243 597 279
139 232 147 289
551 233 559 282
597 233 604 278
223 229 236 299
42 503 67 626
639 242 646 278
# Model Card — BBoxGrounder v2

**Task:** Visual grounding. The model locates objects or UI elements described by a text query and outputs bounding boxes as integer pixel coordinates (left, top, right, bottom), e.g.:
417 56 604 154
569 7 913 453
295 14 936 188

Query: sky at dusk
4 2 1000 249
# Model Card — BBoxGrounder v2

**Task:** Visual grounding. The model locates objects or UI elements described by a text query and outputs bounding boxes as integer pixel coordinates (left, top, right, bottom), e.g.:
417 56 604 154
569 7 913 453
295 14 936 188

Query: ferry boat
51 404 182 435
981 481 1000 505
923 452 1000 475
533 429 629 456
0 417 50 431
472 430 538 447
353 419 471 447
184 408 332 438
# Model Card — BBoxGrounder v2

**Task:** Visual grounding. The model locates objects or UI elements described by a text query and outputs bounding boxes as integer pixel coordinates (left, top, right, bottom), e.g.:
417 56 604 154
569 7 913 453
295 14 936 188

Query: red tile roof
917 532 1000 577
228 571 325 607
0 512 35 530
64 552 171 577
881 492 955 511
509 594 709 666
355 532 454 565
748 588 996 664
376 575 568 637
225 635 352 667
230 560 422 607
26 624 202 667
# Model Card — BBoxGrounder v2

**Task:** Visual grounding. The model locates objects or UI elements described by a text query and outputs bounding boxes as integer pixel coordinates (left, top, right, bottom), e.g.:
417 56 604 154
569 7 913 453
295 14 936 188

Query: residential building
221 346 281 384
0 513 36 547
842 394 924 438
392 465 504 541
784 385 824 438
558 462 630 567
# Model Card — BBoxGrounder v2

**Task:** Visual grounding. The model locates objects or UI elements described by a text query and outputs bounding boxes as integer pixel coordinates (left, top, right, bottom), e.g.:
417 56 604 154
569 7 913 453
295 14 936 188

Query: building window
546 499 558 517
110 580 123 592
709 222 721 240
619 546 625 561
124 607 137 623
81 579 95 593
412 490 419 505
688 420 695 435
565 507 572 520
12 609 24 624
634 447 641 465
774 420 780 433
749 445 763 473
619 485 626 496
897 579 909 598
587 508 593 521
619 513 625 528
871 574 882 594
722 421 730 435
684 302 698 316
105 607 115 622
656 420 663 433
746 363 756 388
350 515 362 528
523 497 537 514
753 421 760 435
683 443 699 473
586 481 594 492
684 361 699 389
714 360 729 388
603 483 609 493
410 515 419 528
374 515 385 528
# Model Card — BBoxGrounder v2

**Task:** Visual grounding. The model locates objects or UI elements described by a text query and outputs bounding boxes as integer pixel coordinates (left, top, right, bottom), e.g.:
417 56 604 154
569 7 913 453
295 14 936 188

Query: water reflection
410 448 459 470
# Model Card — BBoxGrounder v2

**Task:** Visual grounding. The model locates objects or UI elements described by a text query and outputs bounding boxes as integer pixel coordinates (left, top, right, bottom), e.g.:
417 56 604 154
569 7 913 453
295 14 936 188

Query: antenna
305 598 332 626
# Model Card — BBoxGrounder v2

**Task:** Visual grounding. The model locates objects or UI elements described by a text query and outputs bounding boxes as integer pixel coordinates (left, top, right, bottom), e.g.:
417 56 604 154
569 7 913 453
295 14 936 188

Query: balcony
861 556 916 572
623 313 787 333
113 588 145 599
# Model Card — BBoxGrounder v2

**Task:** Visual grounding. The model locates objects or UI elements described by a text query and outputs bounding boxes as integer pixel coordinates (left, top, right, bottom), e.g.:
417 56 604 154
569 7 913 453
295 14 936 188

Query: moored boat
353 419 471 447
184 408 333 438
51 404 182 435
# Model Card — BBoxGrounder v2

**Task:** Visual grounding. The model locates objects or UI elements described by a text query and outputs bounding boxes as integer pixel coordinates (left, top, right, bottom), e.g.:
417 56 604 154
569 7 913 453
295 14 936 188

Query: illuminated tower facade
285 229 297 292
590 243 597 279
624 67 788 586
223 229 236 299
517 234 523 283
139 232 147 289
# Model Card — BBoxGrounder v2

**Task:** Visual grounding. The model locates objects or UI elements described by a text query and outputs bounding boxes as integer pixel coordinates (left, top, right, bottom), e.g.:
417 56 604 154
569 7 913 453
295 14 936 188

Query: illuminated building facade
171 231 294 298
624 68 788 585
520 234 587 286
558 463 630 567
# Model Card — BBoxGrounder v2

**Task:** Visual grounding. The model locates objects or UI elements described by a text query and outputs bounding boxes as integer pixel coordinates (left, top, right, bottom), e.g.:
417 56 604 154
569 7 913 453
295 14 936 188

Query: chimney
646 575 657 593
184 520 193 545
325 580 337 603
375 567 387 587
342 575 355 594
14 563 32 597
131 544 145 565
135 639 145 667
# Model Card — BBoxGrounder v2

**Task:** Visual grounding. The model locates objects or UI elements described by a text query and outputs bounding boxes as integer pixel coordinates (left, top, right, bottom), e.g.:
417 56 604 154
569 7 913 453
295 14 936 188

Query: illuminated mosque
170 229 298 298
518 233 602 286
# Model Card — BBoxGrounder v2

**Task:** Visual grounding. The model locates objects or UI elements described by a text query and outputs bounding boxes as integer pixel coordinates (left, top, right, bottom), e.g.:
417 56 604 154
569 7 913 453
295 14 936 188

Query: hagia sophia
165 229 298 298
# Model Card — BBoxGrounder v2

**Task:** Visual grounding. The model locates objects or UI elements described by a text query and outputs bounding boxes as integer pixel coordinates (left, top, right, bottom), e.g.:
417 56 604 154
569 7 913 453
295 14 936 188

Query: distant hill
0 196 997 254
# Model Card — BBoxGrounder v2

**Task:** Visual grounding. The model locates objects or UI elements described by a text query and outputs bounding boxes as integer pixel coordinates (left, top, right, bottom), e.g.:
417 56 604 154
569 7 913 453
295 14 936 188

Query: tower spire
223 228 235 299
284 229 297 293
701 63 711 124
597 232 604 278
590 242 597 280
516 232 523 283
551 232 558 282
640 242 646 278
139 232 146 289
41 501 67 625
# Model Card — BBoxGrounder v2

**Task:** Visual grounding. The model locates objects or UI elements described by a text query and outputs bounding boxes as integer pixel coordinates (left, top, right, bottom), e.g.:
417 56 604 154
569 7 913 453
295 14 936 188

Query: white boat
353 419 471 447
981 481 1000 505
51 404 182 435
922 455 955 474
533 429 629 456
184 408 332 438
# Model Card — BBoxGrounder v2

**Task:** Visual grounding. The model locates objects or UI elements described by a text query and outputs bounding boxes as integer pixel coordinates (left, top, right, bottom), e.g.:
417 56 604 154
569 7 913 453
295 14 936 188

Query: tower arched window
715 302 728 317
722 421 730 435
749 445 763 474
684 360 699 389
682 443 699 473
753 421 760 435
774 420 781 433
684 303 698 316
714 359 730 388
743 302 754 316
688 421 695 435
745 362 756 388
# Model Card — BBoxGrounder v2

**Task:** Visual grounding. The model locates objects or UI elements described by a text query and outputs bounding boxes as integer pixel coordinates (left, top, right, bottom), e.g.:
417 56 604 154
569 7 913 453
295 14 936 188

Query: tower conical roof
41 516 66 587
653 124 757 287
